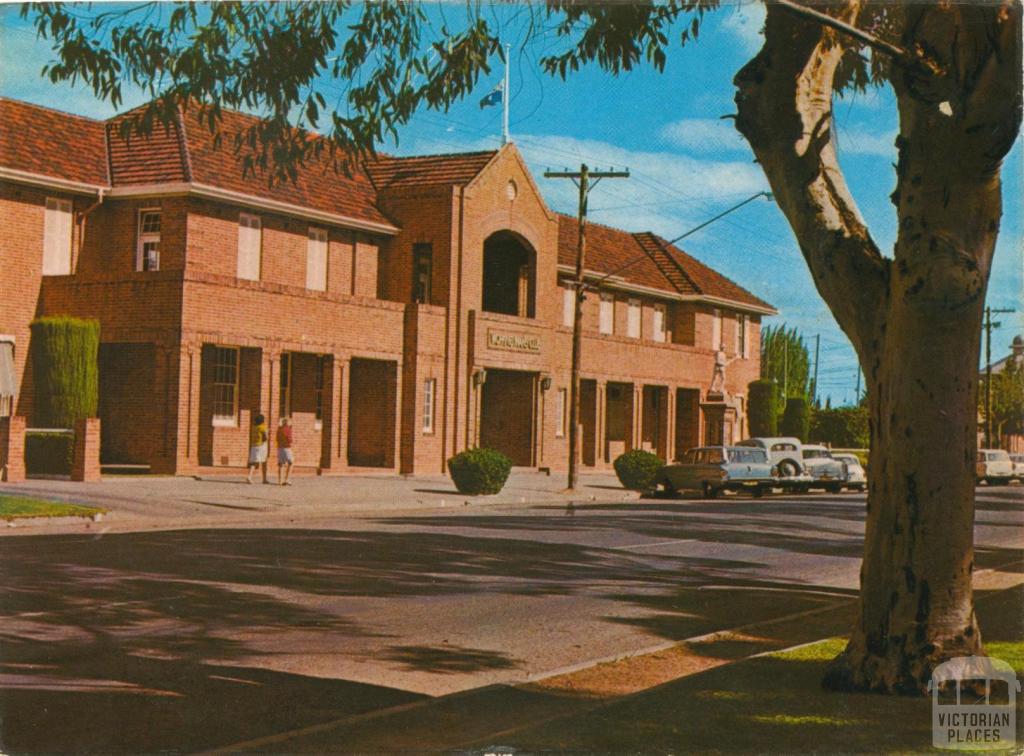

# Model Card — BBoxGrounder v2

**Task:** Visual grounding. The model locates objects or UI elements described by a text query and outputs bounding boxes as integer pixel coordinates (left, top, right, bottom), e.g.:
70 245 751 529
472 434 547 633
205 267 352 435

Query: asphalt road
1 487 1021 752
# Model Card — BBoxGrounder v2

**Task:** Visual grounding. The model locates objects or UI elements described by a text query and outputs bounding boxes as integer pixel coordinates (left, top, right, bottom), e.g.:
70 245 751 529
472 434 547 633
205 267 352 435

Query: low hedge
613 449 664 491
448 447 512 495
25 432 74 475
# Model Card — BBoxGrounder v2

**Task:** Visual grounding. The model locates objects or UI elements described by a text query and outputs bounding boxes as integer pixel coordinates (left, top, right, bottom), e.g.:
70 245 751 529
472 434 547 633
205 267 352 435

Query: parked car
736 437 812 491
655 446 775 498
977 450 1014 485
801 444 847 492
831 452 867 491
1009 453 1024 481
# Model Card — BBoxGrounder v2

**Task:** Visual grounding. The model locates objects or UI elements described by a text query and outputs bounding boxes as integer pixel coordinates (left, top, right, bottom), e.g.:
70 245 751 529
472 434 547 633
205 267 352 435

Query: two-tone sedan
831 452 867 492
801 444 848 493
654 446 775 499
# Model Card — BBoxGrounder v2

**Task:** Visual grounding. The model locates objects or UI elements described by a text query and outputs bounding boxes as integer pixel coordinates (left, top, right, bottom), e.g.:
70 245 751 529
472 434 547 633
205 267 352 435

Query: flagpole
502 43 510 145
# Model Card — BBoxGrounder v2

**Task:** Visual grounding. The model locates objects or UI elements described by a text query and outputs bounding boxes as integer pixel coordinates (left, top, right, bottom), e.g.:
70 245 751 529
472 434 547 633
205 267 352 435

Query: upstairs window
653 304 666 343
136 209 161 271
413 244 432 304
43 197 73 275
712 308 724 350
599 293 614 335
306 227 328 291
422 378 436 433
563 286 574 327
237 213 262 281
737 313 748 357
627 299 641 339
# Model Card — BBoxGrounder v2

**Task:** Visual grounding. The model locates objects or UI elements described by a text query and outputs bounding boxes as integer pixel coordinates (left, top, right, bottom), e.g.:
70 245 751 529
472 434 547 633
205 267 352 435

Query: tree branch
734 0 890 359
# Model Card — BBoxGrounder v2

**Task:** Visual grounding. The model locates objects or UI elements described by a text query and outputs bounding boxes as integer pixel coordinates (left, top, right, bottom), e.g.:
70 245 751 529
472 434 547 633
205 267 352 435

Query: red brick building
0 98 775 476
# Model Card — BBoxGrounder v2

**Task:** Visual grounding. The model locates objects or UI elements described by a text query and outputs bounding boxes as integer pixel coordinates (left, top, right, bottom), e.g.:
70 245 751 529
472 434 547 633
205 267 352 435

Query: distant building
0 97 776 476
980 335 1024 452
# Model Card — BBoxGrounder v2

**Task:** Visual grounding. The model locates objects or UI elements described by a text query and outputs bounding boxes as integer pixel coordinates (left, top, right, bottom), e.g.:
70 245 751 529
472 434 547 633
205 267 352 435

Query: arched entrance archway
482 231 536 318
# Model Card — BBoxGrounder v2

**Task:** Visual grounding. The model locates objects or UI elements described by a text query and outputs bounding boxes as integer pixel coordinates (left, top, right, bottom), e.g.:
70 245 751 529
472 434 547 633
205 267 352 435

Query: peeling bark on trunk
735 1 1021 693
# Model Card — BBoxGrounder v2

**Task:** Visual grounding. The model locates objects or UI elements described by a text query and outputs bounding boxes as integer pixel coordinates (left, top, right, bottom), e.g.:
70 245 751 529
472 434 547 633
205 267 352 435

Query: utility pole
544 164 629 490
812 334 820 407
984 306 1016 448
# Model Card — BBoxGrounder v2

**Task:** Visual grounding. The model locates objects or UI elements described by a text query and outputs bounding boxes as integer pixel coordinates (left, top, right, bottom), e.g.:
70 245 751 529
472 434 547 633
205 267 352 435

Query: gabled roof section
106 105 189 185
365 149 497 191
556 213 775 313
0 98 108 186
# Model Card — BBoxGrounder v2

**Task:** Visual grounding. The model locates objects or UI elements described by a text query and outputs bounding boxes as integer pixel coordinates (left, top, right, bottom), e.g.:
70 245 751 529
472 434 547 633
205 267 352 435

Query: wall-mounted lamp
473 369 487 387
539 374 553 392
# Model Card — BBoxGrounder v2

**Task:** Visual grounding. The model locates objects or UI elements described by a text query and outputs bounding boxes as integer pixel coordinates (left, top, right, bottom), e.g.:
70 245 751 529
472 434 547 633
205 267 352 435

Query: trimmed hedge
748 379 777 437
613 449 664 491
448 447 512 495
30 316 99 427
781 397 810 441
25 432 74 475
810 406 870 448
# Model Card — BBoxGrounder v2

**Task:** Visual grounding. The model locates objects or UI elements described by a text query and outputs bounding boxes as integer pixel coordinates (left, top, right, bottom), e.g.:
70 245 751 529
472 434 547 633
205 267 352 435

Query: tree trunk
734 1 1021 693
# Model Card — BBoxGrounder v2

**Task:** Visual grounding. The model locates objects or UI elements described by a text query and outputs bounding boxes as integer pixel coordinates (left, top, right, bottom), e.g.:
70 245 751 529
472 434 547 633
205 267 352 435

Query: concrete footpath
0 470 638 532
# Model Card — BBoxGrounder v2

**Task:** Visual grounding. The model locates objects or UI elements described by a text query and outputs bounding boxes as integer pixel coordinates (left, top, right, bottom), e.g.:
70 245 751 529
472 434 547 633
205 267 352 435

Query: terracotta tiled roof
107 107 189 185
0 98 108 186
557 214 774 311
365 150 497 190
179 107 393 228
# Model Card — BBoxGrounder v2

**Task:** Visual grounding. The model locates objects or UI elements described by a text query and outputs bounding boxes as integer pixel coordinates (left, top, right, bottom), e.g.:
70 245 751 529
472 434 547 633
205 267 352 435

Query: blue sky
1 2 1020 405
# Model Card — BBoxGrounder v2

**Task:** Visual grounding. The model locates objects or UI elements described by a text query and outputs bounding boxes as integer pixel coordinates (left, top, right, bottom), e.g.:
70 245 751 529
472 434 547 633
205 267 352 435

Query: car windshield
988 451 1011 462
771 443 796 452
728 449 766 464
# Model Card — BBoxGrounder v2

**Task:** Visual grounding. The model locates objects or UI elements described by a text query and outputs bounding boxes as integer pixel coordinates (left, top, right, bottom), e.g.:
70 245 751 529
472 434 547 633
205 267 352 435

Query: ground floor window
556 388 567 437
212 346 239 425
0 340 14 417
279 352 292 418
423 378 436 433
314 355 326 429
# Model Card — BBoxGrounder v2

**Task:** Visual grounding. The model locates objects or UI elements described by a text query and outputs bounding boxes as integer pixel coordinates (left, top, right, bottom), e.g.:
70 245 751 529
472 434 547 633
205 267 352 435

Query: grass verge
0 494 105 521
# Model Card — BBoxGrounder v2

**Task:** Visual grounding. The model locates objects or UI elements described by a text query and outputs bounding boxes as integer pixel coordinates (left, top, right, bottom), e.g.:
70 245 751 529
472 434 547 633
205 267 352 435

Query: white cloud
657 117 750 154
719 2 766 56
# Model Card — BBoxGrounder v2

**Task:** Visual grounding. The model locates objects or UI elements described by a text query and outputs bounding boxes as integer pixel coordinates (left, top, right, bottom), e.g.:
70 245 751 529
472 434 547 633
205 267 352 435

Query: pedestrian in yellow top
246 413 269 484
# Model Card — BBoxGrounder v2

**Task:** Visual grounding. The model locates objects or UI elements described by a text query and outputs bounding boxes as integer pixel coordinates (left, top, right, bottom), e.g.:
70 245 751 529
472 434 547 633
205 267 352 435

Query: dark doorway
348 358 398 468
482 232 536 318
580 379 598 466
642 385 668 460
480 369 536 466
99 343 157 465
605 382 633 461
675 388 700 460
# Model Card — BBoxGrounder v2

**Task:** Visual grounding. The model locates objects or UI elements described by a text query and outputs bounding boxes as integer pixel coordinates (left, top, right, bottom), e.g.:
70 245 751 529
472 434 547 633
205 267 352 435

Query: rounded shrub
781 397 810 441
447 447 512 495
748 379 778 437
613 449 664 491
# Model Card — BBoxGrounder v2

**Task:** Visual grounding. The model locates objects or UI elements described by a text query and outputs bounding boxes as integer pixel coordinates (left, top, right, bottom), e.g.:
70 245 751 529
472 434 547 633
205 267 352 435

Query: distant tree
760 324 810 419
985 359 1024 442
781 397 810 441
23 0 1021 696
811 406 870 449
748 379 778 437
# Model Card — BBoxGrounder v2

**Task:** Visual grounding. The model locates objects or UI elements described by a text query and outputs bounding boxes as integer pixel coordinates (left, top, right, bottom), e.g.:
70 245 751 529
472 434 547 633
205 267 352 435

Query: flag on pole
479 82 503 109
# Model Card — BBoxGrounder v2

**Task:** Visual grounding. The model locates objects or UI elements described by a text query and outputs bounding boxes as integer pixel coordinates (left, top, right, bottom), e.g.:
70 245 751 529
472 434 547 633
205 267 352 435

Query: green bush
781 397 810 441
748 380 777 437
613 449 664 491
447 447 512 495
30 316 99 427
810 406 870 448
25 432 74 475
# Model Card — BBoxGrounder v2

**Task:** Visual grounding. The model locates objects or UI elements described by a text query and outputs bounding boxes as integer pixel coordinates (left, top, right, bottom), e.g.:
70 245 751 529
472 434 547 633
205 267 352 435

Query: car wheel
661 479 678 498
826 483 841 494
778 460 799 478
702 482 718 499
752 485 765 498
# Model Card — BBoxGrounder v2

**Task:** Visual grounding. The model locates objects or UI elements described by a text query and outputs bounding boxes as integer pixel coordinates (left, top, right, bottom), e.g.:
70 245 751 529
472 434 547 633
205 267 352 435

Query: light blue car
655 445 776 499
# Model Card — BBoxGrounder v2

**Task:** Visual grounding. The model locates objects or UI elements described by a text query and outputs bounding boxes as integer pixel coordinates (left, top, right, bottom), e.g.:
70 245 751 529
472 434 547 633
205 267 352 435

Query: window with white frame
712 308 724 350
0 340 14 418
563 285 574 327
136 209 161 271
555 388 567 438
653 303 666 343
237 213 262 280
314 355 325 429
422 378 436 433
599 293 614 335
211 346 239 425
737 313 748 357
43 197 73 275
306 227 328 291
627 299 641 339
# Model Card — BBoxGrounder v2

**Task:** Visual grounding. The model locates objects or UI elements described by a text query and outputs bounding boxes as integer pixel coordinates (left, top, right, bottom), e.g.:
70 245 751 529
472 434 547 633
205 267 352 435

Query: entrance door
479 369 536 466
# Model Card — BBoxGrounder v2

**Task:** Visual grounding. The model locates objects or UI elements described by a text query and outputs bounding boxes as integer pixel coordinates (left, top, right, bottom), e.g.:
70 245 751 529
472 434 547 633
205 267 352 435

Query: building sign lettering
487 330 541 354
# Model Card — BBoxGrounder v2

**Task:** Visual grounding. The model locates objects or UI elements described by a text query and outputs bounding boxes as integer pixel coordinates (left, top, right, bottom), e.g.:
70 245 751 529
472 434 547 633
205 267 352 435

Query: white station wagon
977 449 1014 486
